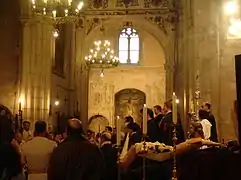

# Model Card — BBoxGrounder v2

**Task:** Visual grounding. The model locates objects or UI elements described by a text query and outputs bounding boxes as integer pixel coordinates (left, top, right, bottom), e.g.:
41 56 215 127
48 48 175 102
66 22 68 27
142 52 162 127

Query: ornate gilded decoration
30 0 84 24
145 14 175 35
144 0 169 8
85 18 108 35
88 0 108 9
84 39 119 69
116 0 139 8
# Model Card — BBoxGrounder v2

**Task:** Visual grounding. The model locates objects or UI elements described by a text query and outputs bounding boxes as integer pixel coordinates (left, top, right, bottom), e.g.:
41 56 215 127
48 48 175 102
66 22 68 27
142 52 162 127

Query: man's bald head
66 118 83 137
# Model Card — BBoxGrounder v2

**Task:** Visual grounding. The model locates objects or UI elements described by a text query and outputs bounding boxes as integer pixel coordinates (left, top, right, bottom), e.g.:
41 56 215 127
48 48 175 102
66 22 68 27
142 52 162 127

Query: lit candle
172 92 178 124
68 0 72 6
116 116 121 146
52 10 56 18
143 104 147 135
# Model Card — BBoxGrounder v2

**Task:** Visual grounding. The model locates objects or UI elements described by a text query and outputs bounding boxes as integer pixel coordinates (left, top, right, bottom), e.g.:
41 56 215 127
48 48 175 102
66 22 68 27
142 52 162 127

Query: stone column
164 30 175 100
20 17 54 124
63 23 76 115
175 0 196 132
75 24 89 129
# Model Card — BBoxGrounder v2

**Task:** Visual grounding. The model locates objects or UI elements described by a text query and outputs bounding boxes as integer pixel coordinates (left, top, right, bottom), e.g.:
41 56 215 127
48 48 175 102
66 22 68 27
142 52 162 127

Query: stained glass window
118 28 140 64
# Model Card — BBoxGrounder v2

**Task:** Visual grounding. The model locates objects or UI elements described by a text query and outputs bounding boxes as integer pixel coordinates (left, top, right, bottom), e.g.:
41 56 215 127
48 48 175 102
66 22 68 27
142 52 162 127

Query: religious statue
115 88 145 124
119 98 142 123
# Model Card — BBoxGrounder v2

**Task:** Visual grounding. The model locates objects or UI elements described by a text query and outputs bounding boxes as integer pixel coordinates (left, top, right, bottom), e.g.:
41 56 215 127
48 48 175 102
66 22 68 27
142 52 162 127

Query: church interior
1 0 241 179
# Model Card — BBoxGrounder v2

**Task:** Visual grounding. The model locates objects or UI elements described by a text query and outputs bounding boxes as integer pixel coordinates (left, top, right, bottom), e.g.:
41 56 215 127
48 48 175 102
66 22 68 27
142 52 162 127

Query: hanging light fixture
85 40 119 70
31 0 84 23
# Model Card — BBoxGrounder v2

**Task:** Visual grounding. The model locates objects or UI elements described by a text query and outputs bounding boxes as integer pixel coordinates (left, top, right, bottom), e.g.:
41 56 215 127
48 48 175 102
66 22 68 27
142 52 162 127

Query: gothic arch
115 88 146 125
84 16 169 54
0 104 13 119
88 114 109 134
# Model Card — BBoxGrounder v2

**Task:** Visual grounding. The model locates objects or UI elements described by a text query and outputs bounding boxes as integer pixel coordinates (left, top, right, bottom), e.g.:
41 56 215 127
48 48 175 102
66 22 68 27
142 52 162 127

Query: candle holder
172 124 178 180
142 134 148 180
117 145 122 180
18 109 23 132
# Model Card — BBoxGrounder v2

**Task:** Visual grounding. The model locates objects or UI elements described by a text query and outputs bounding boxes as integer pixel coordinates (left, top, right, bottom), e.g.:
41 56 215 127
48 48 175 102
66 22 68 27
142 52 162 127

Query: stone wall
51 24 76 128
177 0 240 141
86 18 166 125
0 1 21 113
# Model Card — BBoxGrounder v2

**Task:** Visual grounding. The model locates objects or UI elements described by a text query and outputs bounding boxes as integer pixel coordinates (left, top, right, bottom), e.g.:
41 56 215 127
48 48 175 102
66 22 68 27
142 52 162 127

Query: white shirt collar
101 141 112 147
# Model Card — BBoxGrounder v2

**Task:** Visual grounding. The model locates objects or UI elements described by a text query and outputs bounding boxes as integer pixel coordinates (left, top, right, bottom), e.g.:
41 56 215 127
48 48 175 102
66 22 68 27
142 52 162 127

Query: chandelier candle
142 104 147 135
116 116 121 146
172 93 177 124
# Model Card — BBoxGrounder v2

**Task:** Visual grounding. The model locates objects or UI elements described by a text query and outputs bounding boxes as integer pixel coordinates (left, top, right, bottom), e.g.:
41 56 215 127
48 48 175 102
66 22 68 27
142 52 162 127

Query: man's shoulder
21 137 57 150
59 139 99 149
44 138 57 147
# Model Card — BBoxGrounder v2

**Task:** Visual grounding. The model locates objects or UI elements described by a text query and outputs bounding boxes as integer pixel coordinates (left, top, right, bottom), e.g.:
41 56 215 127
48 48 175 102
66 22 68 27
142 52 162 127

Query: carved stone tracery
84 18 108 35
144 0 169 8
116 0 139 7
88 0 108 9
145 14 175 35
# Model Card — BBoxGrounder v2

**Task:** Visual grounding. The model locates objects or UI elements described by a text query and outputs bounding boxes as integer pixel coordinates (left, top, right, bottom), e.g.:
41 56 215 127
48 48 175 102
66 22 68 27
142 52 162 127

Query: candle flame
144 104 147 107
173 92 176 95
117 116 120 119
18 97 24 105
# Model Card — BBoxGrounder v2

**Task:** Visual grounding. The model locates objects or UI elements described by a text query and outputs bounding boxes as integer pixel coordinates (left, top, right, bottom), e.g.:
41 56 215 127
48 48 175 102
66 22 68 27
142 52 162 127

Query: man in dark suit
100 133 118 180
141 108 162 142
154 105 164 123
160 100 185 145
204 102 218 142
47 118 104 180
126 122 142 149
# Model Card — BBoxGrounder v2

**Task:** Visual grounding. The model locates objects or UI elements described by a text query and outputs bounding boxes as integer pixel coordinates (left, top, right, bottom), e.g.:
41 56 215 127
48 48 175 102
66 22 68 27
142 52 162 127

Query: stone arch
115 88 146 125
0 104 14 119
85 16 169 53
88 114 109 134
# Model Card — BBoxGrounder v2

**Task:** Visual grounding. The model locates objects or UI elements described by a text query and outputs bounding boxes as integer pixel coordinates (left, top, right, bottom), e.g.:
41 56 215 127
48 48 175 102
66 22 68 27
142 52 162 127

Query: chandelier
31 0 84 23
85 40 119 70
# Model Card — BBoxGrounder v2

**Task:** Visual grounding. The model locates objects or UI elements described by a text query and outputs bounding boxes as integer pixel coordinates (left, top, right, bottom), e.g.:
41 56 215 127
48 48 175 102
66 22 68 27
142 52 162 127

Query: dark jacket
128 132 142 149
147 118 161 142
48 136 104 180
100 142 118 180
159 112 185 145
207 113 218 142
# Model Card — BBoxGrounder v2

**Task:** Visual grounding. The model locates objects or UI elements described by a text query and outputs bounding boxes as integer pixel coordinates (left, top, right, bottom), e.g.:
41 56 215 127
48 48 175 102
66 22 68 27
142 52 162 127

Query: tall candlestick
116 116 121 146
143 104 147 135
19 103 21 112
172 93 177 124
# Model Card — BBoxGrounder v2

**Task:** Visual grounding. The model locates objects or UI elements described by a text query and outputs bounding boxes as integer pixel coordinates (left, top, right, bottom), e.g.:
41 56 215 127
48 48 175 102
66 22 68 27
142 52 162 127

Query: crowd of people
0 100 221 180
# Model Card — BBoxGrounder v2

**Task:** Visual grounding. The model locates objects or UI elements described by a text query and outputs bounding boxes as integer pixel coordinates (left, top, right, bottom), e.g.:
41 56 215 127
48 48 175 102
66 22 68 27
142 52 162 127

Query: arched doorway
88 114 109 134
0 104 13 119
115 88 146 125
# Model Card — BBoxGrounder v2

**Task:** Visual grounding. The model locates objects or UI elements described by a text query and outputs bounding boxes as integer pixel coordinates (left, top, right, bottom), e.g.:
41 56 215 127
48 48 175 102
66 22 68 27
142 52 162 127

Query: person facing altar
100 132 118 180
125 122 142 149
159 100 185 145
140 108 162 142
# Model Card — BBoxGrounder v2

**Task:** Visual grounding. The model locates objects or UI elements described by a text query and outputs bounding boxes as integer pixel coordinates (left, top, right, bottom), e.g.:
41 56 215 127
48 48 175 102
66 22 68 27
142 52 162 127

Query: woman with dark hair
188 122 205 139
0 116 24 180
